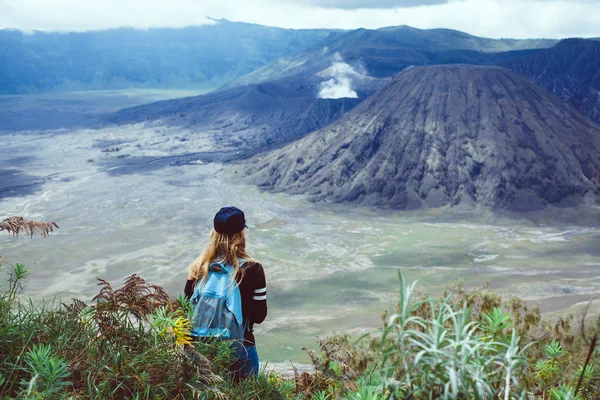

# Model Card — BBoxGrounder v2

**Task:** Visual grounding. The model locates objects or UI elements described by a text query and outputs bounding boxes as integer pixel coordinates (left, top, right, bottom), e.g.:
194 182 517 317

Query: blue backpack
189 259 245 340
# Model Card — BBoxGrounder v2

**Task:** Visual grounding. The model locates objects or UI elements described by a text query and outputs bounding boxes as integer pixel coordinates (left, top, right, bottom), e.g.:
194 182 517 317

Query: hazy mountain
109 73 386 152
505 38 600 124
229 26 556 87
0 19 335 94
239 65 600 211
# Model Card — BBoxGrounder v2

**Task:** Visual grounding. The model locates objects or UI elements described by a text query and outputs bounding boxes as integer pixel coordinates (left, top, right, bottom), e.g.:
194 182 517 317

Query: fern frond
0 216 59 238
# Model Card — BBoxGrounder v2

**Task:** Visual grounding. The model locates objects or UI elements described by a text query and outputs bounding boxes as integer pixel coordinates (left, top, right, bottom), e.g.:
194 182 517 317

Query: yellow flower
268 372 282 386
172 317 193 347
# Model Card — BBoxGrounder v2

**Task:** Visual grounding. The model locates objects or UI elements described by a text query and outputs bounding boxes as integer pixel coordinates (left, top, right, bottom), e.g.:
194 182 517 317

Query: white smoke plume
318 53 359 99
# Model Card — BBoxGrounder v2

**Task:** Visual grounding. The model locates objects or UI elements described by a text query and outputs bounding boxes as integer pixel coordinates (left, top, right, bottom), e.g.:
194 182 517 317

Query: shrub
370 272 532 399
0 262 298 399
2 261 599 400
327 272 600 399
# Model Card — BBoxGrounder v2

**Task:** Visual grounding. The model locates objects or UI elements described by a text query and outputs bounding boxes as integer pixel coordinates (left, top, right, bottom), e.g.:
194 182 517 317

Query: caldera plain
1 90 599 365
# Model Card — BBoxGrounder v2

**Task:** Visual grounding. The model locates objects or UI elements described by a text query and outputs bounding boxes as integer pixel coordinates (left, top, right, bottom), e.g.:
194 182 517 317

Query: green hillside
0 20 336 94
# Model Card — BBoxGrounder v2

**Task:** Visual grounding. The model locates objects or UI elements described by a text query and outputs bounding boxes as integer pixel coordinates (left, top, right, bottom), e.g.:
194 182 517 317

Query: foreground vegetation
1 262 598 399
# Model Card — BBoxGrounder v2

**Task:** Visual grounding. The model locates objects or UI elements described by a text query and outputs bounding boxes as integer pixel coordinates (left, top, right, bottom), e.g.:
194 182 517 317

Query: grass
1 262 599 399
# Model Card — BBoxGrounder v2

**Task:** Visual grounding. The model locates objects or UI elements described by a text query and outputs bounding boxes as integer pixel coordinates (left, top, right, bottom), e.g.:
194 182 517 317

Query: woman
184 206 267 379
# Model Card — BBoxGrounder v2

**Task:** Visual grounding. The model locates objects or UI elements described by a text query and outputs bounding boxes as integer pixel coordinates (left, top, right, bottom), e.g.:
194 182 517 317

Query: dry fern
305 337 358 380
89 275 174 347
299 338 359 396
0 216 59 238
292 366 329 398
93 274 173 318
62 298 89 316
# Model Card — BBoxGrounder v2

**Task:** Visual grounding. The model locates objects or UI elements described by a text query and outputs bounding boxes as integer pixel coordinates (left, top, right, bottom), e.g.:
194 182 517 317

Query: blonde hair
188 229 254 282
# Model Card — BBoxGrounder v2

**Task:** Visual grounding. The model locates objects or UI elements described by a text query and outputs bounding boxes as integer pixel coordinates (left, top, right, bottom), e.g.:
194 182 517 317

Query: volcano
239 65 600 210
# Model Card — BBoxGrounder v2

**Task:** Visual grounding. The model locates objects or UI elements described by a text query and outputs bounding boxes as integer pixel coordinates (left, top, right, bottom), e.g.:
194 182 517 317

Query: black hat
213 206 247 234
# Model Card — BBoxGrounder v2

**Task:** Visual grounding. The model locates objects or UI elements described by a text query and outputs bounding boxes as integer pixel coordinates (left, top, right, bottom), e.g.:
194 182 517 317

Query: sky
0 0 599 39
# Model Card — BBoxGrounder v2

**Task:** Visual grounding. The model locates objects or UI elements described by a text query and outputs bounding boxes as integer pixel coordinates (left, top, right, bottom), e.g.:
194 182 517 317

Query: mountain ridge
505 38 600 124
1 21 559 94
0 20 335 94
228 26 557 87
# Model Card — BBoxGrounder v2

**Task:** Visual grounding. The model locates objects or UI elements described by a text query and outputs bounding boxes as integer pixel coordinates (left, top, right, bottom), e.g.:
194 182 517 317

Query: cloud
318 53 359 99
0 0 214 31
286 0 449 9
0 0 599 39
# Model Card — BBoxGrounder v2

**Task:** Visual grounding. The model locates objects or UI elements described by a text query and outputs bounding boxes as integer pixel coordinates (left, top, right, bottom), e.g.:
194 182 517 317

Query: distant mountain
239 65 600 211
0 20 335 94
505 39 600 124
229 26 556 87
109 74 386 152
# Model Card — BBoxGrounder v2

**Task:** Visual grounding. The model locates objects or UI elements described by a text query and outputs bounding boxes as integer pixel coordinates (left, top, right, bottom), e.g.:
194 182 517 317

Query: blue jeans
230 344 259 380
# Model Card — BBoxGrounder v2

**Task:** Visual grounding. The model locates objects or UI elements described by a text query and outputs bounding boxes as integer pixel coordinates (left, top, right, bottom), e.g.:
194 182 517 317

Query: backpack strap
208 261 233 274
208 258 246 273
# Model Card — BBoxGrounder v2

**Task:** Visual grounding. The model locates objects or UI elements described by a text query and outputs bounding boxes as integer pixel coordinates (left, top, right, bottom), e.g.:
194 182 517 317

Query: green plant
550 384 584 400
152 306 193 347
20 344 72 399
346 384 385 400
573 365 598 399
369 272 532 399
481 306 513 341
311 390 332 400
4 262 28 304
546 341 568 361
176 293 194 319
535 341 567 397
